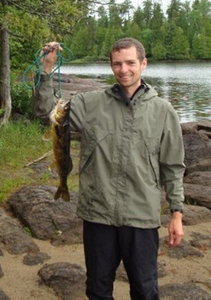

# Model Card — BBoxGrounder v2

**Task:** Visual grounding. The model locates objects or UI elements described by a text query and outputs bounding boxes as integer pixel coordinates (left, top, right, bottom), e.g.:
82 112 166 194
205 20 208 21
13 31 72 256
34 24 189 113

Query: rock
184 171 211 186
53 74 107 96
182 205 211 225
189 232 211 251
23 251 51 266
159 237 204 258
181 121 211 174
38 262 86 299
7 185 83 243
0 209 39 255
184 183 211 209
159 282 211 299
182 171 211 212
50 230 82 246
157 262 167 278
0 264 4 278
0 289 11 300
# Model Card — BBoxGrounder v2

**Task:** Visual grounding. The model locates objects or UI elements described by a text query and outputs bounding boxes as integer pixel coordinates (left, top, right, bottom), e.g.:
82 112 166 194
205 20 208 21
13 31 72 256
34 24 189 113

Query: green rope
23 43 74 97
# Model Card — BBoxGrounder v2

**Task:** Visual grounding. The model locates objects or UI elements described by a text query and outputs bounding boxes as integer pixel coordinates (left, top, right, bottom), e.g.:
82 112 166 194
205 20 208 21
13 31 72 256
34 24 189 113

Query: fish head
50 98 70 125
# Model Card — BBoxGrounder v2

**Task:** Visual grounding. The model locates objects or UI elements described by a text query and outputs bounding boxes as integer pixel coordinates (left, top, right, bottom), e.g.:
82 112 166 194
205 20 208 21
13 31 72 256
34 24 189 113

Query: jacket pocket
144 137 161 190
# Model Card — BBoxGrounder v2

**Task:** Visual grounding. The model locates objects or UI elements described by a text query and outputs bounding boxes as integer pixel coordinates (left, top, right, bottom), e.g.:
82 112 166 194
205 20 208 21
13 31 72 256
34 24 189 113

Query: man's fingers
39 42 63 66
168 232 183 247
43 42 63 53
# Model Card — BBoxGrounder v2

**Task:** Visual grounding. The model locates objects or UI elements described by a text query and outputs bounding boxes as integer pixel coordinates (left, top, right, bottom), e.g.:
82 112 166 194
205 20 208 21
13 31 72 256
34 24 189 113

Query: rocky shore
0 76 211 300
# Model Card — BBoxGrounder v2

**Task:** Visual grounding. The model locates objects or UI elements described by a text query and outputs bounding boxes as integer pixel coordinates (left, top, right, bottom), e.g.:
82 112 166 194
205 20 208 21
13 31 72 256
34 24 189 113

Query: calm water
60 62 211 123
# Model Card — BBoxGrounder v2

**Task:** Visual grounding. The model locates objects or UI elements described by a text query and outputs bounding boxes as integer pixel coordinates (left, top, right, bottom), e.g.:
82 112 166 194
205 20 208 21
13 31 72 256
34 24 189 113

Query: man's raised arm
32 42 63 125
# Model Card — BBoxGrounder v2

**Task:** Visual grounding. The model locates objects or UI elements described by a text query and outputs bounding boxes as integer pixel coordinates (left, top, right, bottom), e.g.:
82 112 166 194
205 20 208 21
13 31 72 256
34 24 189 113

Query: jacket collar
109 79 151 106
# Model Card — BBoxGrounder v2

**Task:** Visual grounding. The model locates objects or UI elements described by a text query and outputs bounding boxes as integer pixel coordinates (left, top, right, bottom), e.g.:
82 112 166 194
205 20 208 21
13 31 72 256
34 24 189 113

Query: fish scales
50 98 73 201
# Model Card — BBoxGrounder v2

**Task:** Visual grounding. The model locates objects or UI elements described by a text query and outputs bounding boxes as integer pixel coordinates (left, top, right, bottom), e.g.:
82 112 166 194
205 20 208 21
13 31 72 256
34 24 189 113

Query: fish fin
49 161 56 171
54 186 70 202
42 129 52 141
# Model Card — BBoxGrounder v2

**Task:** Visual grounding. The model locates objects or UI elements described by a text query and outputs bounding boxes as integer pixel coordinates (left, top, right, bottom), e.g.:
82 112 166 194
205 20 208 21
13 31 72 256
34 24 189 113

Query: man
33 38 185 300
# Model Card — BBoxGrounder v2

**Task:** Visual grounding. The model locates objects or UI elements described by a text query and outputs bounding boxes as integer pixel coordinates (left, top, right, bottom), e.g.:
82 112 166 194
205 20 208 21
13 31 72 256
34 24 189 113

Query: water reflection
145 77 211 123
60 62 211 123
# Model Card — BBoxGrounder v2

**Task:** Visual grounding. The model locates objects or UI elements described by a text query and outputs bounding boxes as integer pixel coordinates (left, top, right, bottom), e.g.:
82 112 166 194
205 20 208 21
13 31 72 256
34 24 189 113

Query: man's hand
168 211 183 247
40 42 63 74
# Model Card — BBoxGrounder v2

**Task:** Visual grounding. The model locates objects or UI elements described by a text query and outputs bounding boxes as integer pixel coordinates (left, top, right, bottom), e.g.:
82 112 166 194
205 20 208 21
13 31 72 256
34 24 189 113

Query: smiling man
33 37 185 300
110 40 147 97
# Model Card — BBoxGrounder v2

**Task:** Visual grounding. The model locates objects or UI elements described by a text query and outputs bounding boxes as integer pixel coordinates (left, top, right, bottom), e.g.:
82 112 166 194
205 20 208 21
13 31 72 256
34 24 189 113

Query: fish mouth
57 98 70 109
50 98 70 125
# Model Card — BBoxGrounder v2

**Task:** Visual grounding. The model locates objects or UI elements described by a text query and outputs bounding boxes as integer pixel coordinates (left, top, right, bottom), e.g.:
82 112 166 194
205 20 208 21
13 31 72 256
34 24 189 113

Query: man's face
111 46 147 96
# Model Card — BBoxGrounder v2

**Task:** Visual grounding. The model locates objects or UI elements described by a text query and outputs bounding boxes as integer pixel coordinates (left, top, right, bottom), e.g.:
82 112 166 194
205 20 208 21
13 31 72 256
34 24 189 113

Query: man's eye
113 63 120 67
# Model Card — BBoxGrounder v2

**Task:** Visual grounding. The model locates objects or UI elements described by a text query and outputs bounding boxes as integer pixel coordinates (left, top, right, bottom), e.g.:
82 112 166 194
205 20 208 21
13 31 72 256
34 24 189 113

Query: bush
151 43 167 60
11 76 33 117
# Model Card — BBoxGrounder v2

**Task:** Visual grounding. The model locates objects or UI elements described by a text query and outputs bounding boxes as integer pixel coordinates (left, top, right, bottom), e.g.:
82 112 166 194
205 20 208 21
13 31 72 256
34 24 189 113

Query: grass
0 120 50 168
0 120 80 203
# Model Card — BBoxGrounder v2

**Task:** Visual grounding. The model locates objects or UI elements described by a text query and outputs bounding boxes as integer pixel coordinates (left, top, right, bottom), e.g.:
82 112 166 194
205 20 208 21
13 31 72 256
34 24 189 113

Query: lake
60 61 211 123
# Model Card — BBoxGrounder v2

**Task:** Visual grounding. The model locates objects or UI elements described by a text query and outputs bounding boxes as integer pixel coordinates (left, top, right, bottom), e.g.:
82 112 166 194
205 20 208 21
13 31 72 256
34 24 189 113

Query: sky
116 0 172 13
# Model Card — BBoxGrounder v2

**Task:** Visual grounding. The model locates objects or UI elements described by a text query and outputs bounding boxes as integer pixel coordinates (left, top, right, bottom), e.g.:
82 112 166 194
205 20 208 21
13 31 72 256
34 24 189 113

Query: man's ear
141 58 147 71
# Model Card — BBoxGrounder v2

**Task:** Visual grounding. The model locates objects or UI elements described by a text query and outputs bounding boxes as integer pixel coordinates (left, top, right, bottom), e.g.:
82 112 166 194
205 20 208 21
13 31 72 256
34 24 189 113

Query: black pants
83 221 160 300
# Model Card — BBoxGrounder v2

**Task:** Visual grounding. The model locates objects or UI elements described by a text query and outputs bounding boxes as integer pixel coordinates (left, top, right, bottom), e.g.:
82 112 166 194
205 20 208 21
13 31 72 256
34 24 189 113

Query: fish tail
54 185 70 202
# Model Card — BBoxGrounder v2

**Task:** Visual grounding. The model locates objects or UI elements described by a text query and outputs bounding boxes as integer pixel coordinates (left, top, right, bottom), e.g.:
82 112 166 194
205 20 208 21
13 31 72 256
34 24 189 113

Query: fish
50 98 73 201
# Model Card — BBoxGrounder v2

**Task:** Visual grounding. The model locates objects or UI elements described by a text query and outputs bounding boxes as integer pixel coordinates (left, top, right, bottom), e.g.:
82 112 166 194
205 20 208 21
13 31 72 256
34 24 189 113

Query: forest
0 0 211 123
1 0 211 67
67 0 211 61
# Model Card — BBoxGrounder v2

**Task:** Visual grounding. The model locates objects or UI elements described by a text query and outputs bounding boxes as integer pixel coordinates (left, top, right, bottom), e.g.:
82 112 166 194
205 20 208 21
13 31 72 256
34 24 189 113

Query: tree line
2 0 211 69
0 0 211 123
66 0 211 61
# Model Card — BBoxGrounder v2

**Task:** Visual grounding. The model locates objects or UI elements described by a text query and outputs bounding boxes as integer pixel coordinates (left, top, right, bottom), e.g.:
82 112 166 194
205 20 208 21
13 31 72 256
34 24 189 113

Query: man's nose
120 63 128 73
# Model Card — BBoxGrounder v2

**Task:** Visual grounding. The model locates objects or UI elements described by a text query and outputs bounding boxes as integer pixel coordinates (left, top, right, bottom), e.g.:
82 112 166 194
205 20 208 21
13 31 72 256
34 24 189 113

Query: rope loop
22 43 74 97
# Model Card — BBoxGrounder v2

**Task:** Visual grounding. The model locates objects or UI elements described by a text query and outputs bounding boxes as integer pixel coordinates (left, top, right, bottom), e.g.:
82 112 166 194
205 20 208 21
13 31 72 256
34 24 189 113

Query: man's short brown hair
110 38 146 62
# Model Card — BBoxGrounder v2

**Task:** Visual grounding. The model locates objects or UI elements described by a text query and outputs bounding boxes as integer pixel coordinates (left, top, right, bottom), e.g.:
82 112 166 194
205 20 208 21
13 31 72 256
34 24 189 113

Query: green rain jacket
33 75 185 228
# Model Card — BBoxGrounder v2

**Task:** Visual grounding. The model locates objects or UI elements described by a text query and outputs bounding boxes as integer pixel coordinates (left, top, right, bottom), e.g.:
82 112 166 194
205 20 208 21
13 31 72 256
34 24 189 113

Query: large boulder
159 282 211 299
38 262 86 299
183 171 211 186
184 183 211 210
7 185 83 244
181 121 211 175
0 209 39 255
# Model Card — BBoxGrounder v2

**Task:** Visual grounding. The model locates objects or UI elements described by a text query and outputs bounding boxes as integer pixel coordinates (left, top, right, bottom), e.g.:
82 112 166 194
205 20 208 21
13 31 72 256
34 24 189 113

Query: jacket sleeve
32 72 56 125
160 104 186 210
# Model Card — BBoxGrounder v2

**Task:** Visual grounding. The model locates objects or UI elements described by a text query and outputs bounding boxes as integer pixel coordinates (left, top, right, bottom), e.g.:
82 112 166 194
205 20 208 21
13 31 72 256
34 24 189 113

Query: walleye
50 98 73 201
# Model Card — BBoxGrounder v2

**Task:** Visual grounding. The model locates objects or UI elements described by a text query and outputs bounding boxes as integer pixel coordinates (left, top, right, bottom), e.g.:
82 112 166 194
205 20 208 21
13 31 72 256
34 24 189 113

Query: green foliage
0 0 84 71
47 0 82 37
151 42 167 60
63 0 211 62
126 22 143 41
171 27 190 59
24 226 32 236
140 29 154 57
4 7 50 70
192 32 211 59
11 73 33 116
0 109 5 118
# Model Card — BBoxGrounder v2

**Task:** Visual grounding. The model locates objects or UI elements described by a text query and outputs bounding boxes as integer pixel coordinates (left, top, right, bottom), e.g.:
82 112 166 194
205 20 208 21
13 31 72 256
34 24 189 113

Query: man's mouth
120 75 131 80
